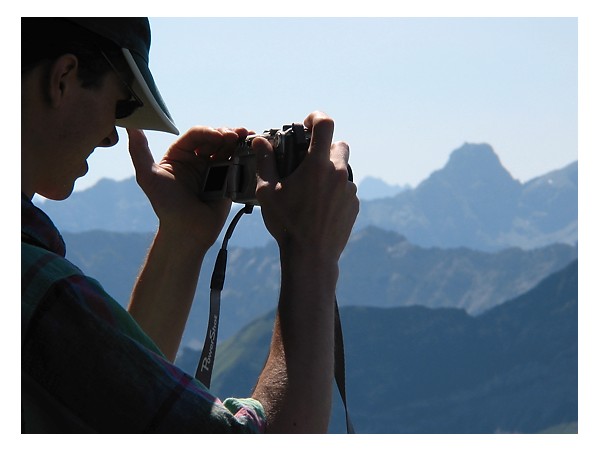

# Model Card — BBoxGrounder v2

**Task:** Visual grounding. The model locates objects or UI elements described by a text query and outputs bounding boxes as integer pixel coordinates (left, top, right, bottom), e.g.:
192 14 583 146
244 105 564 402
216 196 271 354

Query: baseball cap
67 17 179 135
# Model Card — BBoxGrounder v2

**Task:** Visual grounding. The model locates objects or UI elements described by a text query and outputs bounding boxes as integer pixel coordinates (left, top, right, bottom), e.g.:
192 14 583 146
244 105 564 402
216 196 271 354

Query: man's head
22 18 178 134
21 18 177 200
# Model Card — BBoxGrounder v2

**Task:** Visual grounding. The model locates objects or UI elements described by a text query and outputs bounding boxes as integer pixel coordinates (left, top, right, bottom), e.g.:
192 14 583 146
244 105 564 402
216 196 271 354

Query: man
21 17 359 433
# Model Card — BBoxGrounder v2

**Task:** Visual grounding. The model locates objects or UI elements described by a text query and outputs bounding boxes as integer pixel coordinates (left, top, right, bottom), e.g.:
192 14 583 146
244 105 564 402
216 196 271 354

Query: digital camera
199 123 310 206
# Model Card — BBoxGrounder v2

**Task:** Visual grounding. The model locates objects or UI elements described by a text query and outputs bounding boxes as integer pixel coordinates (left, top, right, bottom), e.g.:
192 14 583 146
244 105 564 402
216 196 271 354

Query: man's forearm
252 245 339 433
128 227 206 361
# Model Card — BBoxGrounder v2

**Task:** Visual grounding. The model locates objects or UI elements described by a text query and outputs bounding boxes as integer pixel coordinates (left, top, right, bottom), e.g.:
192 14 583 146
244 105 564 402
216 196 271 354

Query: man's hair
21 18 125 88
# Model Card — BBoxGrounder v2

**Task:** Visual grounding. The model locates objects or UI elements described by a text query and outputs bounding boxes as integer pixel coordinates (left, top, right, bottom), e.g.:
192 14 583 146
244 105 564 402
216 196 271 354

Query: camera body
199 123 310 206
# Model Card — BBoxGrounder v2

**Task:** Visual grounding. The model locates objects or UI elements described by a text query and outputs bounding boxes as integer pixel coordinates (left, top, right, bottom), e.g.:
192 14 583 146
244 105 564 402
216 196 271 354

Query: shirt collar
21 193 66 257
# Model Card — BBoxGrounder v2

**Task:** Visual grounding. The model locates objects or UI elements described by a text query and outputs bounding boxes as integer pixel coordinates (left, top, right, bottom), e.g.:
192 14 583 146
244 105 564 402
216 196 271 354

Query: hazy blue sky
76 16 578 191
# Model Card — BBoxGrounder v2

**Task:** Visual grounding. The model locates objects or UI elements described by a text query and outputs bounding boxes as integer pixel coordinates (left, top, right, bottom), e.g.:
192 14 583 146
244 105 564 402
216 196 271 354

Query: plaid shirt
21 194 266 433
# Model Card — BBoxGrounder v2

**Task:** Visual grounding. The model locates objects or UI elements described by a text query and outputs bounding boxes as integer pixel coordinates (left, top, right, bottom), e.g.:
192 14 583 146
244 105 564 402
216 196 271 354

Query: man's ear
46 54 79 109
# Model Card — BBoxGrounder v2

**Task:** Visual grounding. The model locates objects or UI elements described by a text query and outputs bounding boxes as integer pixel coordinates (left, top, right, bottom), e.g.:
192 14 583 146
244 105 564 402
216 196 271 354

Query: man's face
34 65 130 200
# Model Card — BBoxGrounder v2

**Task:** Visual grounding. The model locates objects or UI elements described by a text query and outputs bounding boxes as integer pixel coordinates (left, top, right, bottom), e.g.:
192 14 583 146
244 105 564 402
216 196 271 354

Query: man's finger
330 141 350 167
170 126 226 156
304 111 335 162
254 137 277 186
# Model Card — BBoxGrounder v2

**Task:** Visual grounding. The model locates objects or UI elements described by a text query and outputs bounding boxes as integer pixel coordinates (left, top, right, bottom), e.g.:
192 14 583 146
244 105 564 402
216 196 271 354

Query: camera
199 123 310 206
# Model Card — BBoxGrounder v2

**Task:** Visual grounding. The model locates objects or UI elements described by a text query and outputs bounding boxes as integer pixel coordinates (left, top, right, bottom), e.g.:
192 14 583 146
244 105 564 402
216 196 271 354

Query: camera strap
194 204 355 433
195 204 253 389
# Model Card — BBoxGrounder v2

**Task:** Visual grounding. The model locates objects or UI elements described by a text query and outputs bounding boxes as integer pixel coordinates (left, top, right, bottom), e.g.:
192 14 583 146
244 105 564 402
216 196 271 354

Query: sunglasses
99 50 144 120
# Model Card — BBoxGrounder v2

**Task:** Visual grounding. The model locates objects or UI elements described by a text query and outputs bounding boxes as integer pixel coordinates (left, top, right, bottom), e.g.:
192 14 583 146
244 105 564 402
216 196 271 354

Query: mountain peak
448 142 500 169
444 143 513 181
409 143 523 244
422 142 520 193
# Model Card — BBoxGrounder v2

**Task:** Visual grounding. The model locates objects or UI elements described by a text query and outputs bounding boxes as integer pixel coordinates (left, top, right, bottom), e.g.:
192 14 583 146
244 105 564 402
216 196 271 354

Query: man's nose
98 128 120 148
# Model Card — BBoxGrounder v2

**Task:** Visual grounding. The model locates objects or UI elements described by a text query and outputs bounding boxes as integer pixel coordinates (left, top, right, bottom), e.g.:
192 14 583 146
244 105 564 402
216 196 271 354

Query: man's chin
38 160 90 200
37 182 76 201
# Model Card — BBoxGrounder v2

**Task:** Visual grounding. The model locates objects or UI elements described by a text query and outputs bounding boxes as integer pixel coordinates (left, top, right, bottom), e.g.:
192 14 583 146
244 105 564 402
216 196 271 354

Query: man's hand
255 111 359 261
127 126 249 251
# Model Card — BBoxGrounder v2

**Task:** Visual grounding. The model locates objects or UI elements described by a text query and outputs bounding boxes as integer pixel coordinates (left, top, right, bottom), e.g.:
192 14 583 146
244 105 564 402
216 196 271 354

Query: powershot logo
200 313 218 373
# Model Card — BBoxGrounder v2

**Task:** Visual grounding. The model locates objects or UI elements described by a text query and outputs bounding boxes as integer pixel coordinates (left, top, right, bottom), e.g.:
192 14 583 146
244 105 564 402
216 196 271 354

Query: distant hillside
36 177 157 233
62 226 577 348
62 230 154 301
338 226 576 314
357 176 409 200
36 142 577 251
177 260 577 434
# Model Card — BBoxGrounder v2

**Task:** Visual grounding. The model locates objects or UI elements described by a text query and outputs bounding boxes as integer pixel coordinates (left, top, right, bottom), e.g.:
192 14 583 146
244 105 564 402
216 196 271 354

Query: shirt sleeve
22 268 266 433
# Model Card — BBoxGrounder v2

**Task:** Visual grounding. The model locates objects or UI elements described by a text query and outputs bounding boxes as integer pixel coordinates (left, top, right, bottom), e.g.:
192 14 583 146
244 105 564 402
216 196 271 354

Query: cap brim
116 48 179 135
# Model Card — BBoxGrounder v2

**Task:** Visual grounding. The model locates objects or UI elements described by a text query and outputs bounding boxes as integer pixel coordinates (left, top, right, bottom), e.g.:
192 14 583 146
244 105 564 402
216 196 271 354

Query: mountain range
62 226 577 347
36 142 577 252
176 259 577 434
